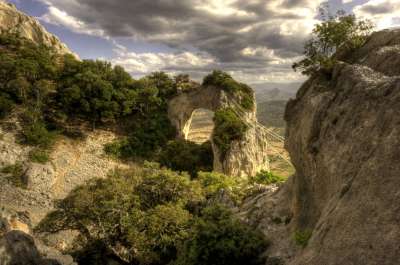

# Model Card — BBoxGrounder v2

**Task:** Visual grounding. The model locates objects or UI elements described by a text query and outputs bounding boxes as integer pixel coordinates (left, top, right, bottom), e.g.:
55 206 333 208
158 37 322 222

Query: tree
173 205 269 265
292 5 374 76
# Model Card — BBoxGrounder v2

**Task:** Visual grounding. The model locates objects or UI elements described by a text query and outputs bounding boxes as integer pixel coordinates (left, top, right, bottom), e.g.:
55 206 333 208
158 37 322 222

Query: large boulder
283 29 400 264
0 231 60 265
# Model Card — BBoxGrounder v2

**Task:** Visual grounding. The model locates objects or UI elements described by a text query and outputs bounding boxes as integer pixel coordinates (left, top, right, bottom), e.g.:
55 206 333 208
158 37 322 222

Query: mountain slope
0 0 77 57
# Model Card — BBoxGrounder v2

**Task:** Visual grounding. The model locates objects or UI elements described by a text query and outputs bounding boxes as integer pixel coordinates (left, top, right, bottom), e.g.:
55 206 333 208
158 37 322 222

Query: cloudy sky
8 0 400 88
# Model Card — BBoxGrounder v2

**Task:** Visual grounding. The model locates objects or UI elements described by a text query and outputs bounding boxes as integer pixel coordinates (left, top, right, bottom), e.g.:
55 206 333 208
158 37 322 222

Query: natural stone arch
168 85 269 177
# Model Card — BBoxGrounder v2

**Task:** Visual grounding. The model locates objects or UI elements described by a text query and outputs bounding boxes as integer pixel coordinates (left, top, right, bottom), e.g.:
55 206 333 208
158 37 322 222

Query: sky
8 0 400 88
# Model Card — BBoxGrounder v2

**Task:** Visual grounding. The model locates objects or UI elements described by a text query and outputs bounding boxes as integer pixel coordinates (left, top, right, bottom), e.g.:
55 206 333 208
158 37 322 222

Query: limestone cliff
241 29 400 265
168 85 269 177
0 0 77 58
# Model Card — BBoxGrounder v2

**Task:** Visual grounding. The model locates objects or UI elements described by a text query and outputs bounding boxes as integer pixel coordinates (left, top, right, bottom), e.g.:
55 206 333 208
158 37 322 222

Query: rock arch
168 86 269 177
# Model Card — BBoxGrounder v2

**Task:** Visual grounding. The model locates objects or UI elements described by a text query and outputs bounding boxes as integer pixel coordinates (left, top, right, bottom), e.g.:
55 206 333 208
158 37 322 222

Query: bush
158 140 213 177
293 5 373 76
136 167 203 210
294 229 312 247
21 121 57 148
250 170 285 185
197 171 245 203
35 166 204 264
2 162 26 189
203 70 254 110
28 148 50 164
173 205 269 265
0 93 14 118
212 108 248 159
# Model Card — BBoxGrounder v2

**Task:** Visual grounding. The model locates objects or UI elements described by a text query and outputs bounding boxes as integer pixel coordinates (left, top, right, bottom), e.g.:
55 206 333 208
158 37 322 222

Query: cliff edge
284 29 400 264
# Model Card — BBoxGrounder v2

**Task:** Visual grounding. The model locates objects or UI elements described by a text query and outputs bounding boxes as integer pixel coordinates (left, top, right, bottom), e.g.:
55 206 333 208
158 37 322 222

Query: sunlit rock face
284 29 400 265
237 29 400 265
168 86 269 177
0 1 78 58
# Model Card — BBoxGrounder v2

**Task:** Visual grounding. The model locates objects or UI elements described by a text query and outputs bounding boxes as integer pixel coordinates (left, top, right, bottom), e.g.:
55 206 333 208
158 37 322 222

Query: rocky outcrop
0 1 77 58
0 231 62 265
242 29 400 265
168 86 269 177
284 29 400 265
0 118 129 263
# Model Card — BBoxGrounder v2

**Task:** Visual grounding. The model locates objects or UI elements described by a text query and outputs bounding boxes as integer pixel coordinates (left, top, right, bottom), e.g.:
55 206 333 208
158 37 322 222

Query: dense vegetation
203 70 254 110
212 107 248 159
36 163 269 265
158 140 213 177
1 33 277 265
293 6 373 76
0 33 179 160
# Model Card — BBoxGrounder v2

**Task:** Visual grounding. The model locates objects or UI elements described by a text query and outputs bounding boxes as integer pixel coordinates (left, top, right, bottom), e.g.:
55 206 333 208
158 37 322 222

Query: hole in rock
185 108 215 144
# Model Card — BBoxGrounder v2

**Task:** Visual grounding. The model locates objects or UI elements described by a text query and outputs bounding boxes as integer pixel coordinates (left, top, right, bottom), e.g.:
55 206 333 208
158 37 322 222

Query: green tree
173 205 269 265
293 5 373 76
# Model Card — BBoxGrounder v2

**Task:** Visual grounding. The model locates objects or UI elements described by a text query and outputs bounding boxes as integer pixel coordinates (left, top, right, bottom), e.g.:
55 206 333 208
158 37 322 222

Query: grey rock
0 231 61 265
283 29 400 265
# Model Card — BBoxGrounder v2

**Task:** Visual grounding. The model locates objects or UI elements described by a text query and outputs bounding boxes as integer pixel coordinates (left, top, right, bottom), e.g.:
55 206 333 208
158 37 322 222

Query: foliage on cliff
203 70 254 110
292 6 373 76
212 107 248 159
36 164 268 265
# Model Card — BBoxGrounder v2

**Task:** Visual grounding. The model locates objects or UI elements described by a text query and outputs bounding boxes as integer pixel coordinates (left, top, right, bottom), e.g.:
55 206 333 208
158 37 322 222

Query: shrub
196 171 245 203
21 121 57 148
0 93 14 118
173 205 269 265
158 140 213 177
203 70 254 110
2 162 26 189
28 148 50 164
293 5 373 76
294 229 312 247
212 108 248 159
250 170 285 185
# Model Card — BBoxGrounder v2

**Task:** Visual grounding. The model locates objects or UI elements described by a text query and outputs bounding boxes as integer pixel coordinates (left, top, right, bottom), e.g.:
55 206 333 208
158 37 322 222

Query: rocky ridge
240 29 400 265
0 0 77 58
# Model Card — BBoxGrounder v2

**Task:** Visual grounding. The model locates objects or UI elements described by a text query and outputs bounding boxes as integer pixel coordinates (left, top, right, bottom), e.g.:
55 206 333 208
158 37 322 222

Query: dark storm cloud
358 3 393 15
41 0 323 82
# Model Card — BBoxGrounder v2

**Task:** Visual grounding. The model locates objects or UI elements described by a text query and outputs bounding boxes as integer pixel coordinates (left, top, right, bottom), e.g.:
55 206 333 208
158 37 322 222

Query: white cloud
354 0 400 29
111 49 215 78
39 5 106 37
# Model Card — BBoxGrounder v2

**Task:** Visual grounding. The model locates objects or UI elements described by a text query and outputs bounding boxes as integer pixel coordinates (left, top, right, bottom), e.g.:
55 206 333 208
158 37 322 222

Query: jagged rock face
168 86 269 177
0 1 77 58
283 29 400 264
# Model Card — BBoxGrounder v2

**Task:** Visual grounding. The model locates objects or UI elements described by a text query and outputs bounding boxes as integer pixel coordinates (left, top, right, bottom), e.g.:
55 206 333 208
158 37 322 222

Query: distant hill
254 84 300 129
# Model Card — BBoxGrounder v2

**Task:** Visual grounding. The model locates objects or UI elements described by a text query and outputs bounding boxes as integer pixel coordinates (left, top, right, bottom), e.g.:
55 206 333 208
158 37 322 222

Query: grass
28 148 50 164
2 162 27 189
294 229 312 247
